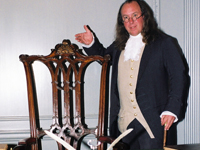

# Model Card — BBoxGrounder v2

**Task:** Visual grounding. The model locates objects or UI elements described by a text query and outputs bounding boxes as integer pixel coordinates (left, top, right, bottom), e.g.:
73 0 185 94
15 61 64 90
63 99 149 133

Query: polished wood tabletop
164 143 200 150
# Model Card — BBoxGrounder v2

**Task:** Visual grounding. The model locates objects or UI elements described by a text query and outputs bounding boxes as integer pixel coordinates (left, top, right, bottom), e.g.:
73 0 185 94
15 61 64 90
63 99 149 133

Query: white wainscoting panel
183 0 200 144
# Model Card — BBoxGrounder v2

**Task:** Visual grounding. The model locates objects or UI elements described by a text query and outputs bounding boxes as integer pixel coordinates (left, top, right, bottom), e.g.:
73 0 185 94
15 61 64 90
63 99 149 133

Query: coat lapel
112 49 121 77
137 44 153 81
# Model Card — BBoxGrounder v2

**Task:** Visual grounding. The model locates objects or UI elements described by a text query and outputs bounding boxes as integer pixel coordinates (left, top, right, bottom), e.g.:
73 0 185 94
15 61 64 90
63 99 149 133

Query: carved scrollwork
56 39 75 55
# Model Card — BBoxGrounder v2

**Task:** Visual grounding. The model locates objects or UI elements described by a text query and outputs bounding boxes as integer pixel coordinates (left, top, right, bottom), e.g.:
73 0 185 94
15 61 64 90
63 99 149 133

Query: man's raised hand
75 25 93 45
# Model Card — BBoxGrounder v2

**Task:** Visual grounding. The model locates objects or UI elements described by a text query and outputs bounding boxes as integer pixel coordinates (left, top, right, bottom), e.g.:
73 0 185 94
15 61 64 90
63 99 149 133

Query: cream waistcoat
117 48 155 139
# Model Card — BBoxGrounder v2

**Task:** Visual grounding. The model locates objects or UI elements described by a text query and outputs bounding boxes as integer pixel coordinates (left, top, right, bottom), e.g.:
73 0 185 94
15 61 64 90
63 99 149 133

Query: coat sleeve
83 36 115 59
162 36 190 121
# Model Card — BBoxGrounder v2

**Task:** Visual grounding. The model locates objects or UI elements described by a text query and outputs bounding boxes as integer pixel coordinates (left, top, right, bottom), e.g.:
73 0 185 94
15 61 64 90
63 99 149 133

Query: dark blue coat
84 32 190 145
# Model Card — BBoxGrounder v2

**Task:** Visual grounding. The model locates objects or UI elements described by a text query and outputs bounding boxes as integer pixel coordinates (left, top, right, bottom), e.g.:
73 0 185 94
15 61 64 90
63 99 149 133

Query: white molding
0 114 99 121
0 114 100 143
183 0 200 144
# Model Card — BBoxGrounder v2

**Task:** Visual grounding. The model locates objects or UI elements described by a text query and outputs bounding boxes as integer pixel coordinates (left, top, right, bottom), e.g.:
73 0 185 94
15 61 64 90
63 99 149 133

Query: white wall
0 0 199 149
0 0 122 149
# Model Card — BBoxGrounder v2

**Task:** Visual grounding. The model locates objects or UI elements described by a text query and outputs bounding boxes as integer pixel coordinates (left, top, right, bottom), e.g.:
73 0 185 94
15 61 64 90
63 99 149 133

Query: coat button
134 113 137 116
131 99 134 102
130 75 133 78
129 83 132 86
130 92 133 94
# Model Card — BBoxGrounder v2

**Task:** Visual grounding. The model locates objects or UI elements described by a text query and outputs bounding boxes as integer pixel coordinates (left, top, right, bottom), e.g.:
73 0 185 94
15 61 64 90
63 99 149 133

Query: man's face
121 1 144 36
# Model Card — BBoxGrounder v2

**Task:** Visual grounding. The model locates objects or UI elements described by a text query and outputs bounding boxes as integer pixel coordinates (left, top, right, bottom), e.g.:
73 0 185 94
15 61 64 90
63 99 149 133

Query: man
75 0 189 149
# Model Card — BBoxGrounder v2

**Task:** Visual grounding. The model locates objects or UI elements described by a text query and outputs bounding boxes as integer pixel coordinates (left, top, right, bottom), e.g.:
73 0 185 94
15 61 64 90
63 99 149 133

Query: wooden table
0 144 8 150
165 144 200 150
0 144 16 150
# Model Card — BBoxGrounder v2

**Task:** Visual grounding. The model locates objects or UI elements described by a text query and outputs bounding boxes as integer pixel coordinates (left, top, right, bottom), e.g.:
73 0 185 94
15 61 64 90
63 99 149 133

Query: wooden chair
14 39 128 150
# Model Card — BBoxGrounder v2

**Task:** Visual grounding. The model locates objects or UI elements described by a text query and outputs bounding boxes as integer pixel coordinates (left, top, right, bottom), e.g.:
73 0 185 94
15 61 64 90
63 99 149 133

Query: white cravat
124 33 145 62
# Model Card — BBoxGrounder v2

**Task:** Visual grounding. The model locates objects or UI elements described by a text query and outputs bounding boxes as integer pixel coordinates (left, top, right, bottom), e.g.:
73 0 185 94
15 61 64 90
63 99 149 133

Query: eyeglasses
122 13 143 23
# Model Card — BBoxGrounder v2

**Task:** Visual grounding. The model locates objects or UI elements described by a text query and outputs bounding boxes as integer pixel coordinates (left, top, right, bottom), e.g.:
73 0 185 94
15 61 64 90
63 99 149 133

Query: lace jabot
124 33 145 61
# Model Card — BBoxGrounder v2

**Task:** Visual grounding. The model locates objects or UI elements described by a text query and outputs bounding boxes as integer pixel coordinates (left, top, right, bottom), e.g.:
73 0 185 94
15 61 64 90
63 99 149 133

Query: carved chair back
19 40 110 150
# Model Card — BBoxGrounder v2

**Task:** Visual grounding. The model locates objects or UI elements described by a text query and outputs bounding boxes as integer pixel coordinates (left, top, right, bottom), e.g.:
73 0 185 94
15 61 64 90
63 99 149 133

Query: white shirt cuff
160 111 178 123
